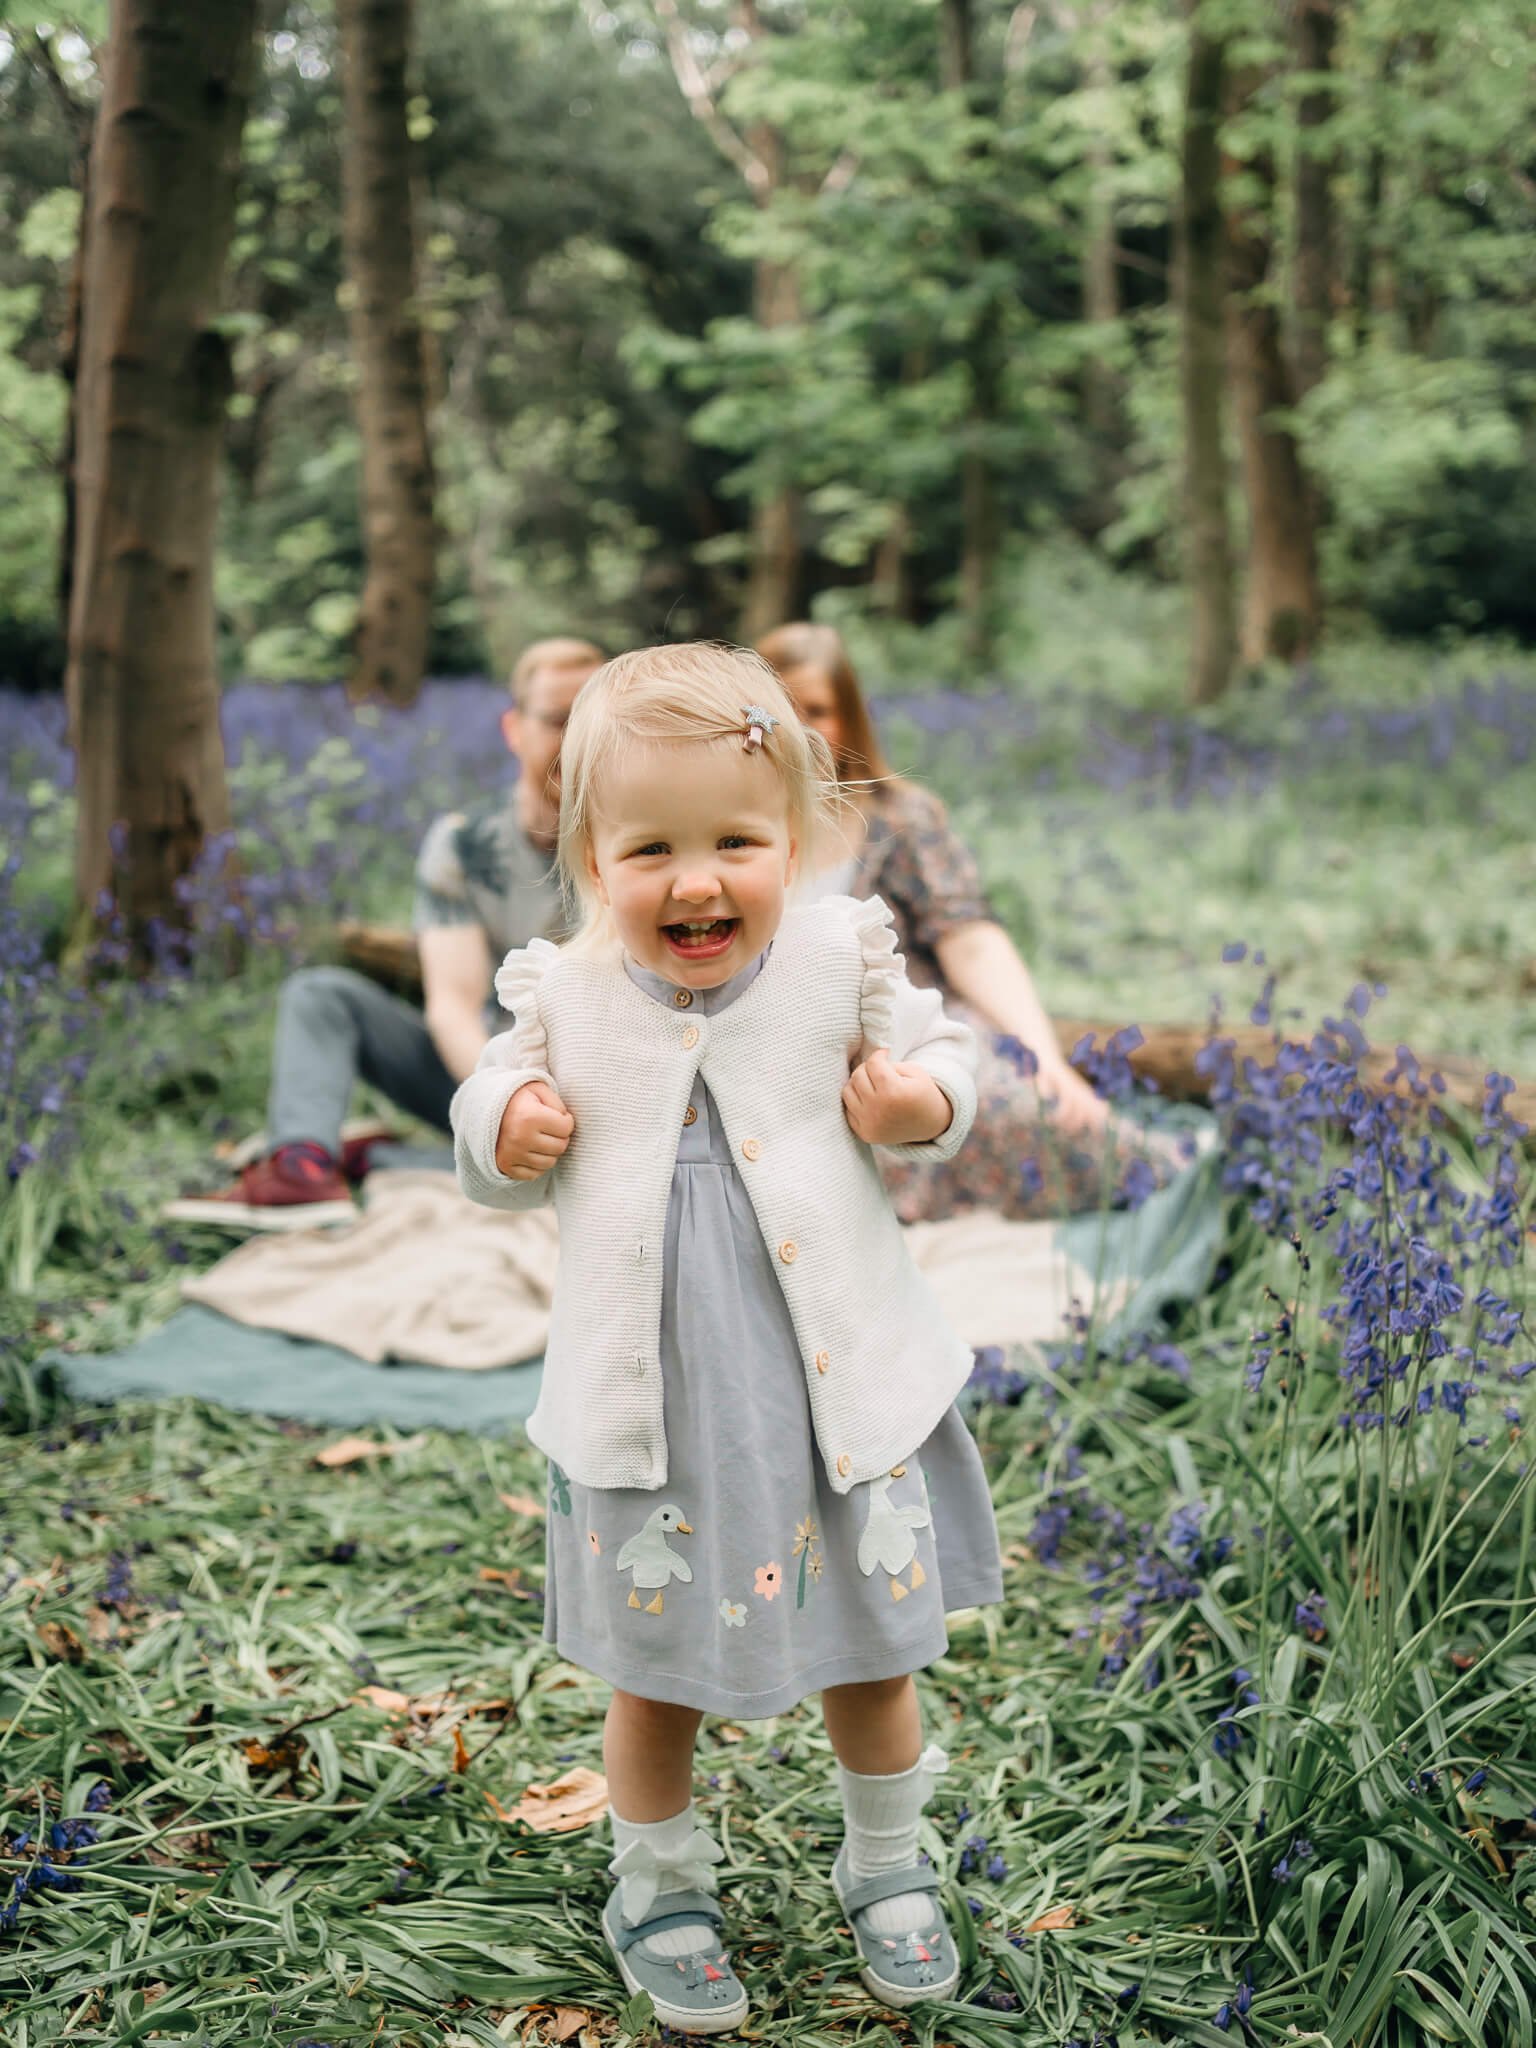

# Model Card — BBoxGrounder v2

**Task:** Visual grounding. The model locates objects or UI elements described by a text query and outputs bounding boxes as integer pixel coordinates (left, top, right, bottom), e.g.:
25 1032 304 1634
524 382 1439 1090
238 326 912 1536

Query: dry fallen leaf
452 1724 471 1774
242 1737 305 1777
355 1685 413 1714
550 2006 590 2042
499 1490 547 1519
1024 1905 1077 1934
314 1433 427 1469
478 1565 534 1598
37 1621 86 1664
490 1766 609 1834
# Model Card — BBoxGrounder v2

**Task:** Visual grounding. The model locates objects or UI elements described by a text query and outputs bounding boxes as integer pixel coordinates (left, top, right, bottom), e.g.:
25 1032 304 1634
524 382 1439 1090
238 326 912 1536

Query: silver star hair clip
740 704 780 753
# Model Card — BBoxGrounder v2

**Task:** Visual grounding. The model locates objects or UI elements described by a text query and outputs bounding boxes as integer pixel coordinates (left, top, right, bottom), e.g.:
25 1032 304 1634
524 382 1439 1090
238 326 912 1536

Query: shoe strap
611 1890 724 1954
841 1863 944 1920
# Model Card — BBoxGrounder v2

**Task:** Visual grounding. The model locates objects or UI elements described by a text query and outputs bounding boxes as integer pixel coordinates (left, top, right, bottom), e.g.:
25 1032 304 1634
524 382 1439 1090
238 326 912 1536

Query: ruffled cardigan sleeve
450 937 561 1210
846 894 977 1165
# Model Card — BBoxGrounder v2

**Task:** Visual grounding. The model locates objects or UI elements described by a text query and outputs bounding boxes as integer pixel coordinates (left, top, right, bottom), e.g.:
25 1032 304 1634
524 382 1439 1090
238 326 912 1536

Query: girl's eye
720 834 752 850
631 842 668 858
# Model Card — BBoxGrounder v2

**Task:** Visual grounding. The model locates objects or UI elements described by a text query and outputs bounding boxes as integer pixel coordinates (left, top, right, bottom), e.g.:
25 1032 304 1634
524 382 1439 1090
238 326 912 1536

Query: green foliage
1 0 1535 678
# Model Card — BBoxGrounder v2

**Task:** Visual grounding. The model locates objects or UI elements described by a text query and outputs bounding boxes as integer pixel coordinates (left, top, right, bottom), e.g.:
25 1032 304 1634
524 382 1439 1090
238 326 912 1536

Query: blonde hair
510 635 607 705
556 642 842 954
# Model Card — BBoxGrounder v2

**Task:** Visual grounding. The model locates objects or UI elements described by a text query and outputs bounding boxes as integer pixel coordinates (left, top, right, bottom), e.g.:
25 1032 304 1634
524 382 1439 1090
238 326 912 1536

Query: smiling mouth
663 918 738 958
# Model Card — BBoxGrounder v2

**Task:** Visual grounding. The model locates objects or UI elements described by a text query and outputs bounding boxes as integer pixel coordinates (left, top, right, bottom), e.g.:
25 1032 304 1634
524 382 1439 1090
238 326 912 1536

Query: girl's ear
584 842 610 906
785 834 799 886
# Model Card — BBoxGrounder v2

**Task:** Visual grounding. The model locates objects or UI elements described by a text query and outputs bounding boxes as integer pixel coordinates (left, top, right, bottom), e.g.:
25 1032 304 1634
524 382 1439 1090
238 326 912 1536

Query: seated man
166 636 604 1230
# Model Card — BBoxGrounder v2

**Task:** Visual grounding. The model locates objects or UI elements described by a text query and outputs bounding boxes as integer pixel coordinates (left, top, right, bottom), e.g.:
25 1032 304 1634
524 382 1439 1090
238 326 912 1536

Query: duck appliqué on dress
856 1463 931 1600
616 1502 695 1614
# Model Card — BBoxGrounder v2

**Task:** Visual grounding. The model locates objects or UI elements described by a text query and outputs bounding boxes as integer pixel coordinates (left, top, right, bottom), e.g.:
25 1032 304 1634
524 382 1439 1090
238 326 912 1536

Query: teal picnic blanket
51 1305 545 1435
47 1137 1224 1435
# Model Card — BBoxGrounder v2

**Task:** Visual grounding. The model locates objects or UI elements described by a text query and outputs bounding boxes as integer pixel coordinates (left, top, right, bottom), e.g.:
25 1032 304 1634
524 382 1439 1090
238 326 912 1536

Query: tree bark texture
1224 72 1321 666
1080 0 1121 441
738 118 804 642
65 1 257 944
1177 1 1236 704
942 0 1003 667
1290 0 1337 400
337 0 435 705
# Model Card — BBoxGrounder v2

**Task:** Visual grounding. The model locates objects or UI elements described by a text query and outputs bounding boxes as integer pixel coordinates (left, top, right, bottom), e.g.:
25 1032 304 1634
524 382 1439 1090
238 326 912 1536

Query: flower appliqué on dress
719 1598 747 1629
792 1515 824 1608
753 1562 783 1602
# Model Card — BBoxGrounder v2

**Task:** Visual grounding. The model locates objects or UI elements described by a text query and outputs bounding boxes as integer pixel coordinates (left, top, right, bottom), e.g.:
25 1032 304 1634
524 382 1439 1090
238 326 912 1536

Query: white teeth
672 920 729 936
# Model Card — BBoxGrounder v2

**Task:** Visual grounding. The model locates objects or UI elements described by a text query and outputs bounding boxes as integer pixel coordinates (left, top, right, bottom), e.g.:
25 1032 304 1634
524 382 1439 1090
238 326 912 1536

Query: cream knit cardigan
450 894 978 1495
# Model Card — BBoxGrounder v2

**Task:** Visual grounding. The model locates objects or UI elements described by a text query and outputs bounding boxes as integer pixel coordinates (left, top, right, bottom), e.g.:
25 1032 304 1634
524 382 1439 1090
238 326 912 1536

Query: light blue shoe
831 1845 961 2008
602 1887 750 2035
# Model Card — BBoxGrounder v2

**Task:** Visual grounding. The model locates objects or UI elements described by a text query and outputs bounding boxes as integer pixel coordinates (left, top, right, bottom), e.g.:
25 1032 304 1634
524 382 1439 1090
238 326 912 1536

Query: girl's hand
494 1080 575 1181
842 1048 954 1147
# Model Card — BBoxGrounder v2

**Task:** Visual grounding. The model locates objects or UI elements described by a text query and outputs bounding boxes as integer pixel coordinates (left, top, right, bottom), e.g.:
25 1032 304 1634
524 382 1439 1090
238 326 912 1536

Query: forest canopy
1 0 1534 700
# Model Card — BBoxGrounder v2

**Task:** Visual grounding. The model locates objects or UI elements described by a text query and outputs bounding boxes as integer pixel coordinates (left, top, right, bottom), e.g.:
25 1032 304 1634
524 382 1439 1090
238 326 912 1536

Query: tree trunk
1225 71 1321 666
738 120 803 641
1081 0 1121 440
58 141 88 642
66 1 257 949
336 0 435 706
1291 0 1337 401
1178 1 1236 704
738 247 802 641
942 0 1002 668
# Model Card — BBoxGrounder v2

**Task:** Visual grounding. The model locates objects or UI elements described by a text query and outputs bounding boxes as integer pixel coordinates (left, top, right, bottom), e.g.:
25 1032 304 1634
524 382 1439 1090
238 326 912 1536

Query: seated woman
757 622 1188 1224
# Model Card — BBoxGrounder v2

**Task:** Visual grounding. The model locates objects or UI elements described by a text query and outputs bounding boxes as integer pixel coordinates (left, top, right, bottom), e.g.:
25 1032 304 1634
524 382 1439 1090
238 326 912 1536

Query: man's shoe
224 1117 402 1180
162 1144 357 1233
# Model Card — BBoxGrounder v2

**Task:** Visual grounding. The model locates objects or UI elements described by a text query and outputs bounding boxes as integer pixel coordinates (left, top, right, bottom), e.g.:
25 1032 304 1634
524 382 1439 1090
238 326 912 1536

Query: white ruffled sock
836 1743 948 1935
609 1804 716 1959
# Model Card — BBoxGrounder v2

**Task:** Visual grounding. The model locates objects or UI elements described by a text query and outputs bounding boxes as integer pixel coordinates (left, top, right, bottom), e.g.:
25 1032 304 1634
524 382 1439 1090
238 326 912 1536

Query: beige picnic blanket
182 1168 1130 1370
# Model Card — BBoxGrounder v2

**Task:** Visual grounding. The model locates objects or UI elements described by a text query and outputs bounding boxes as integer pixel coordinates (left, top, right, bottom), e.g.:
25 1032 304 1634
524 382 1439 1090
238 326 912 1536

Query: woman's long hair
754 623 891 786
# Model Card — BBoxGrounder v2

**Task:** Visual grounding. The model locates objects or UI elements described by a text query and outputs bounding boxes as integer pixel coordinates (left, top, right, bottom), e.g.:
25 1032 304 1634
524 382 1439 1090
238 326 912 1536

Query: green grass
3 1311 1533 2044
5 610 1536 2043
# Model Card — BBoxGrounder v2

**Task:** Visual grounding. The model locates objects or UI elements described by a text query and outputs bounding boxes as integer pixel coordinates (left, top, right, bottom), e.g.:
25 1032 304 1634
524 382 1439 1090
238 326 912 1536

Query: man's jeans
268 966 458 1154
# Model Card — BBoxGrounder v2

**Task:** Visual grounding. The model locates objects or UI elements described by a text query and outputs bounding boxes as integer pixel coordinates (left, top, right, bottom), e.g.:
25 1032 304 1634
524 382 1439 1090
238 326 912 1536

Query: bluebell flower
1294 1590 1326 1636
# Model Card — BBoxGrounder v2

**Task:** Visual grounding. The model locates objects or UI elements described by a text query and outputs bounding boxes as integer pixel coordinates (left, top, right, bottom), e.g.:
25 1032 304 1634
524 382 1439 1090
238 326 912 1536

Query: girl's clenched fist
841 1047 953 1148
495 1080 575 1181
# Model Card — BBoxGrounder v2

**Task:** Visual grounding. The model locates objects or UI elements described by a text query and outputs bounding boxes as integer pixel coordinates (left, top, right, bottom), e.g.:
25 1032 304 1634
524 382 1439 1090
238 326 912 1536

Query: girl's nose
673 870 723 903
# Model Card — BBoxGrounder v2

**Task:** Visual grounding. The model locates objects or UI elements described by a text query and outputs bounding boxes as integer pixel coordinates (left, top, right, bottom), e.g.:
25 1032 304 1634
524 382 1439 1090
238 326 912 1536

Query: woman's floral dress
845 781 1191 1223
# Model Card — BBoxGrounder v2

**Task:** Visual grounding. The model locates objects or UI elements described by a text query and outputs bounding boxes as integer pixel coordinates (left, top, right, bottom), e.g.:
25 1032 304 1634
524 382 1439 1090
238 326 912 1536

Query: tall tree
1177 0 1236 703
655 0 804 640
336 0 435 704
941 0 1004 665
1224 56 1321 664
66 1 257 946
1290 0 1337 400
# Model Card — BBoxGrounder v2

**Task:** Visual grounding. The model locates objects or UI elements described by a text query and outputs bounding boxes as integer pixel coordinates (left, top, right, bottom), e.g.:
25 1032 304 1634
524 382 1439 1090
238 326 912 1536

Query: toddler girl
451 644 1002 2032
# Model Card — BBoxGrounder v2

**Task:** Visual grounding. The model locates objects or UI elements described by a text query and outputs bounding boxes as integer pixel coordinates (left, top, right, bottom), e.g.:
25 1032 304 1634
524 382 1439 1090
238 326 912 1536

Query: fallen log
335 921 1534 1131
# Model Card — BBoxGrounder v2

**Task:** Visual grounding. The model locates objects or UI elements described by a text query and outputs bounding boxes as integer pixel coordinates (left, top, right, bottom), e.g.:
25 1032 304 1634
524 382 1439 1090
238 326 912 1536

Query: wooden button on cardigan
450 895 978 1495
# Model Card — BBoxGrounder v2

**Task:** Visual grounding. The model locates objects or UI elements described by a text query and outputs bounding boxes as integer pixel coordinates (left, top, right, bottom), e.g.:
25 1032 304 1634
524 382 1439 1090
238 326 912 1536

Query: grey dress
541 949 1003 1718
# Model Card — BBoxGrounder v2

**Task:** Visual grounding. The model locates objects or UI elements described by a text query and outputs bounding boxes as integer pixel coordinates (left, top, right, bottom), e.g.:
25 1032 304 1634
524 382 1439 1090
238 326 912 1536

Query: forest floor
3 631 1535 2045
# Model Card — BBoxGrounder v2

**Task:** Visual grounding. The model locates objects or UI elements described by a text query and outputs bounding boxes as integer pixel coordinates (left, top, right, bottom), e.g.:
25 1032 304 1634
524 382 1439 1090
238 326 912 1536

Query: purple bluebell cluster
1 1783 110 1933
876 669 1536 808
2 679 517 1202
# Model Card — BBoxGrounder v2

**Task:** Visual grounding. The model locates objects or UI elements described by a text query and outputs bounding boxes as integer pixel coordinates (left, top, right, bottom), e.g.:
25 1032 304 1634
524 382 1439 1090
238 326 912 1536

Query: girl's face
781 665 845 772
584 740 798 987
